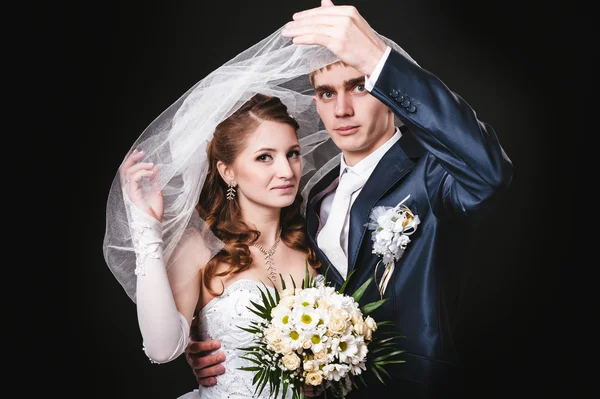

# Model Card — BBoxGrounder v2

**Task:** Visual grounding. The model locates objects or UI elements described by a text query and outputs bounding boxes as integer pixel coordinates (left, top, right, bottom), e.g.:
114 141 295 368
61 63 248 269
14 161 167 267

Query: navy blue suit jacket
305 50 513 397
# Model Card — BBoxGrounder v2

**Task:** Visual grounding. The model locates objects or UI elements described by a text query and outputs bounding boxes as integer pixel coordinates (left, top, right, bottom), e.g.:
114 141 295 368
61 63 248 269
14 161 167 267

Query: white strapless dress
178 279 292 399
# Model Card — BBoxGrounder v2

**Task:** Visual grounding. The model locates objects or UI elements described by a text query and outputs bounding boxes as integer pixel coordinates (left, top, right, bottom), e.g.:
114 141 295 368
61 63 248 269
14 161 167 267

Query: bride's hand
119 149 164 222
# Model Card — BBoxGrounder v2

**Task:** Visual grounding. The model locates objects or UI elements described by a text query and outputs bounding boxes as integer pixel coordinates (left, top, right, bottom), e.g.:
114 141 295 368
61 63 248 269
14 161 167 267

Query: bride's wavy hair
197 93 321 296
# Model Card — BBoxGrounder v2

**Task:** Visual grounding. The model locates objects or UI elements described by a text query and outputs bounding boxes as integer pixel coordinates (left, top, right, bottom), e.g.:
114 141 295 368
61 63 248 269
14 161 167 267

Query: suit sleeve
369 49 513 219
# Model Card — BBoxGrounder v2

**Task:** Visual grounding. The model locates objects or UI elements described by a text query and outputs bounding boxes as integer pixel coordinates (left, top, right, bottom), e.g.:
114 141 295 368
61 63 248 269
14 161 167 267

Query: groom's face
312 62 395 166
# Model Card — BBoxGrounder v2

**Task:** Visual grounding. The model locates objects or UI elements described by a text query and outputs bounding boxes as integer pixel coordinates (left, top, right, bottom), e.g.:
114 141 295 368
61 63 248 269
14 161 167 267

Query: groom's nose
335 93 354 118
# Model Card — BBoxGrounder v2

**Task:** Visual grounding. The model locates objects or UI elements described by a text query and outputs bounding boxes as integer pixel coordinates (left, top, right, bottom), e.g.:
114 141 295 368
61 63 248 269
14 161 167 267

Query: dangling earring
226 181 236 200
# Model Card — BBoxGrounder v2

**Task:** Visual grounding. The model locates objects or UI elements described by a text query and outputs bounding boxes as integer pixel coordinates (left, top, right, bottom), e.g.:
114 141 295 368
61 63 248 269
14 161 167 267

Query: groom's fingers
186 339 220 354
195 363 226 380
189 350 225 370
321 0 335 6
293 4 356 20
197 377 217 387
282 23 337 41
285 15 338 31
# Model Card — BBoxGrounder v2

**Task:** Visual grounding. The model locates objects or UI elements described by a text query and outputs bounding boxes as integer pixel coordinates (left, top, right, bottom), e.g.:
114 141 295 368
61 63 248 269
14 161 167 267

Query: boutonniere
365 194 420 296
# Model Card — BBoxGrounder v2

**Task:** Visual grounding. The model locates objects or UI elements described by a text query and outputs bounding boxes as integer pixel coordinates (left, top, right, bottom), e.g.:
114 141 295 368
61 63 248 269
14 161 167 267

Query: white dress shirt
317 128 402 274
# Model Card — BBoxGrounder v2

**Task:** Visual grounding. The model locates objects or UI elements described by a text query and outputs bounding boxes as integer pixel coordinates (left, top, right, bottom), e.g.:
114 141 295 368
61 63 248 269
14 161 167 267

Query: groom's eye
355 85 366 93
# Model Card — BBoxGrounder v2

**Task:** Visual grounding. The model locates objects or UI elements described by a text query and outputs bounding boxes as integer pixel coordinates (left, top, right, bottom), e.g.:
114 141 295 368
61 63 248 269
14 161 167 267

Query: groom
185 1 513 397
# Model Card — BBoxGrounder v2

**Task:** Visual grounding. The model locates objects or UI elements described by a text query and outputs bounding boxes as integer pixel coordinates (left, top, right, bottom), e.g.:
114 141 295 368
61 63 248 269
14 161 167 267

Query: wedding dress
179 279 292 399
128 206 291 398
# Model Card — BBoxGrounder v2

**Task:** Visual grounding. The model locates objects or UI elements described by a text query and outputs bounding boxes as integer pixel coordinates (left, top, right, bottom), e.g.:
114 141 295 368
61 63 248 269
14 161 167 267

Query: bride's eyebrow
254 144 301 153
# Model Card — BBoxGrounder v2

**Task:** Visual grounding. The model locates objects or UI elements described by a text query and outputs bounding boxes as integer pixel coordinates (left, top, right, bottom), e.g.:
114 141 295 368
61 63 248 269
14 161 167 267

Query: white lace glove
130 205 190 364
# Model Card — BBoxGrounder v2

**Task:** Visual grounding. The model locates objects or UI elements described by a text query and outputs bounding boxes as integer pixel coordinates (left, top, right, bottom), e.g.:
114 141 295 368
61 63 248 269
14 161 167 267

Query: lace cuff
129 205 163 277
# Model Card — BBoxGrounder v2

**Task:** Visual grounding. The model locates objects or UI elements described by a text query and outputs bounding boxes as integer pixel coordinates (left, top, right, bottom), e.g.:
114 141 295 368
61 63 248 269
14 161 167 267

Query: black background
58 0 578 397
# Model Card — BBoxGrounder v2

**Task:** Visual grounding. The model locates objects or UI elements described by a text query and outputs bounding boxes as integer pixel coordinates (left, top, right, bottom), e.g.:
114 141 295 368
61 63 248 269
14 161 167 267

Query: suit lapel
347 138 417 275
306 165 345 286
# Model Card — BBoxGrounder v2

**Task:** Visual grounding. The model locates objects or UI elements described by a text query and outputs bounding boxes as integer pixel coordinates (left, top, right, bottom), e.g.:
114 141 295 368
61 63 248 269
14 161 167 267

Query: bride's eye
257 154 272 162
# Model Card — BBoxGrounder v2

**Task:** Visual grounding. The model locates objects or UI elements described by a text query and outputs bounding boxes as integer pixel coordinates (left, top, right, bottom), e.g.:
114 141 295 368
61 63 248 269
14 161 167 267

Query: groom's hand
185 316 226 386
185 339 226 386
282 0 387 76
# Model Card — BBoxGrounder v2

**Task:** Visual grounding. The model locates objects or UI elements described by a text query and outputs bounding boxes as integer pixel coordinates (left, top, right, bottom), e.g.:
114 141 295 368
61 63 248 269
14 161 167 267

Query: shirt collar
339 127 402 179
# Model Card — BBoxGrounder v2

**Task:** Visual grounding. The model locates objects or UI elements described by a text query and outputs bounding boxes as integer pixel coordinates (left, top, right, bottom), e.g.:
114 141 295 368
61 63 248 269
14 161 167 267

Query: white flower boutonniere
366 194 420 296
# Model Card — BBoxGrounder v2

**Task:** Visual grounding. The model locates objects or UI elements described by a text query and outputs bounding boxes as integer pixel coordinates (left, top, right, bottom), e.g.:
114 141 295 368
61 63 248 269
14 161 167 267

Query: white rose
379 229 394 241
282 353 301 371
351 311 362 325
397 234 410 247
329 317 347 334
383 220 396 232
305 371 323 386
353 321 366 336
313 350 328 363
279 342 292 355
337 309 350 321
303 359 317 372
377 214 390 226
364 316 377 331
270 341 283 354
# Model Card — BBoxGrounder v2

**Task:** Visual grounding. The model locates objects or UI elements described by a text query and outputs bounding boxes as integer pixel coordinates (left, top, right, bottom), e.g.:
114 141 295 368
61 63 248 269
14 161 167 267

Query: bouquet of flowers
238 266 406 398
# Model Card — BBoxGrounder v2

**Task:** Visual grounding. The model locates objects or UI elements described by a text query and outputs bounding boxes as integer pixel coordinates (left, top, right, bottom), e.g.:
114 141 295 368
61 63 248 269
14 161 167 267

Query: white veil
102 26 415 302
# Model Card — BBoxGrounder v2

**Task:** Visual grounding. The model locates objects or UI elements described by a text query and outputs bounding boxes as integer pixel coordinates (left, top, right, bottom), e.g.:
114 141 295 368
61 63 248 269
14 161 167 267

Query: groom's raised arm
283 0 513 220
369 48 513 219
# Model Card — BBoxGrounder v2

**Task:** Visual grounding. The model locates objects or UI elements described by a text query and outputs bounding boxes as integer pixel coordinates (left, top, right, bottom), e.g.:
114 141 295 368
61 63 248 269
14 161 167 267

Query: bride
115 92 321 398
101 22 346 397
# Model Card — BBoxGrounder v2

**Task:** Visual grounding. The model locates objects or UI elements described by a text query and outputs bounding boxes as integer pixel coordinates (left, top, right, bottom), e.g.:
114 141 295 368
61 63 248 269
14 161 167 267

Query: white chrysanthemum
350 361 367 375
354 340 368 363
294 288 318 309
334 334 359 364
322 363 350 381
305 328 328 353
293 306 320 330
281 329 305 350
271 305 293 330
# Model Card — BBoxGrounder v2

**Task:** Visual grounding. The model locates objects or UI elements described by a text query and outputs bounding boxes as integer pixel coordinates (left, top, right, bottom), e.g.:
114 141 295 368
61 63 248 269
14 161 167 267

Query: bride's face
230 120 302 212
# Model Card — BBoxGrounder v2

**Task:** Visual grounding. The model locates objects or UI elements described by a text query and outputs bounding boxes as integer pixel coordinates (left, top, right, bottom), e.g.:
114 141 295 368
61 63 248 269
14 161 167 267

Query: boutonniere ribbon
365 194 420 296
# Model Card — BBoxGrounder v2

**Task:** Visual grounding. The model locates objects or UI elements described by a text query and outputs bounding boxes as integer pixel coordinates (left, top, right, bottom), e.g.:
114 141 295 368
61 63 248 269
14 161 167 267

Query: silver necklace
253 230 282 285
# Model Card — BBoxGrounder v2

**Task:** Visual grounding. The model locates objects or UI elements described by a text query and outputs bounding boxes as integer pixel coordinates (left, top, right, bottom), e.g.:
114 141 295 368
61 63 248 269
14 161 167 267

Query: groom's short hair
308 60 348 87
